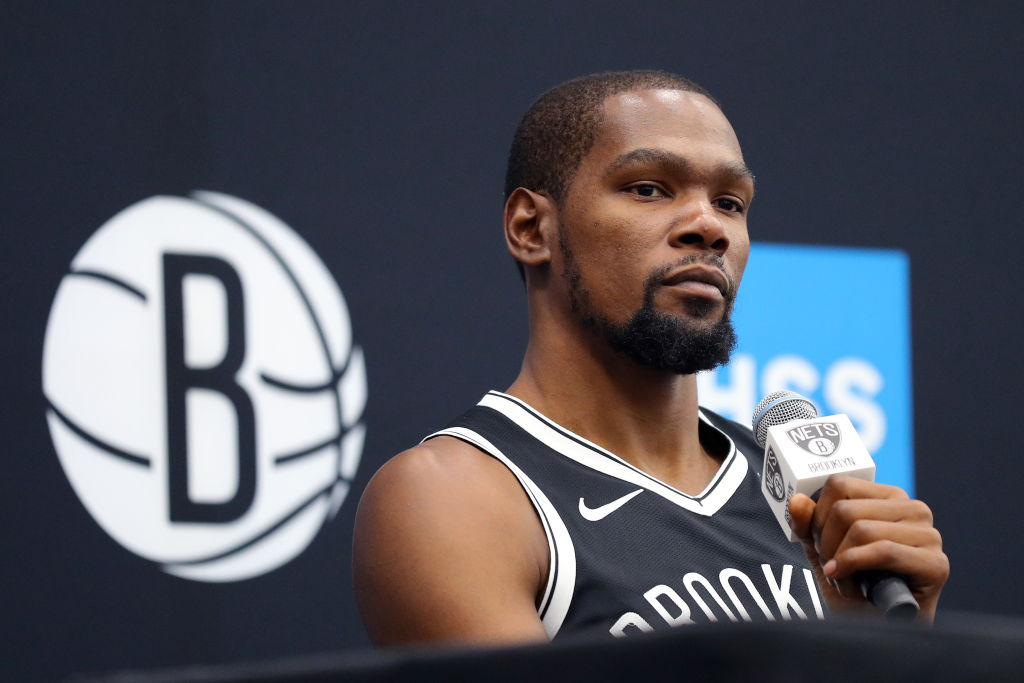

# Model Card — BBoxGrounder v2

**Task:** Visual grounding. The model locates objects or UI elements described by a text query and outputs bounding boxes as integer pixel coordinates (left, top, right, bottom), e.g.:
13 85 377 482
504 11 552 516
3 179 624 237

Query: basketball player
353 71 948 644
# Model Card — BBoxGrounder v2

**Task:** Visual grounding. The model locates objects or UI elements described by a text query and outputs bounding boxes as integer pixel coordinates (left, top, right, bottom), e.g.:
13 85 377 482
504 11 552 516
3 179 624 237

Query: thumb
788 493 815 541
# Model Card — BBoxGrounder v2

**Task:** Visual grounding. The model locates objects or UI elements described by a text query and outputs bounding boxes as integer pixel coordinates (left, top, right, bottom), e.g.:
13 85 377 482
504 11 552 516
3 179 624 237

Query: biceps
352 465 547 646
356 552 548 646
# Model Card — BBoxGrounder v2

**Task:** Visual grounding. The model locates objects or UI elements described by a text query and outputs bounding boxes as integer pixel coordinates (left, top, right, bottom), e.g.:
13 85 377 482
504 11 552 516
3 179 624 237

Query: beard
560 234 738 375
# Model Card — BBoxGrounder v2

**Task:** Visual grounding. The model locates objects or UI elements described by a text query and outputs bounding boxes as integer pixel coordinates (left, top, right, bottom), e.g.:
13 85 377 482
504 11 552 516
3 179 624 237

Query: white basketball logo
42 191 367 582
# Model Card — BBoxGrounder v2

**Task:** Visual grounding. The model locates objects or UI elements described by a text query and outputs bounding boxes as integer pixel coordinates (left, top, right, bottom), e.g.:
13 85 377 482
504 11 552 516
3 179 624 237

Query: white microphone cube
761 413 876 541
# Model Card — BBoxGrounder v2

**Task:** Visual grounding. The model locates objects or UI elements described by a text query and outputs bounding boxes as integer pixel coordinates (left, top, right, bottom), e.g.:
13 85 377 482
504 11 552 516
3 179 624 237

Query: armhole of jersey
424 427 576 639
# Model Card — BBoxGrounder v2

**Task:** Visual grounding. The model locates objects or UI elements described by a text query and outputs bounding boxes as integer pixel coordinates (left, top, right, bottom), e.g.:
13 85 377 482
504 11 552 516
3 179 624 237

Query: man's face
555 89 753 374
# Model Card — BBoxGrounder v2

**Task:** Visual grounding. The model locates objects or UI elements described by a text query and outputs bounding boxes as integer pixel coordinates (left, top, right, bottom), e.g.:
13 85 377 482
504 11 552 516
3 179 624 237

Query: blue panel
699 243 914 494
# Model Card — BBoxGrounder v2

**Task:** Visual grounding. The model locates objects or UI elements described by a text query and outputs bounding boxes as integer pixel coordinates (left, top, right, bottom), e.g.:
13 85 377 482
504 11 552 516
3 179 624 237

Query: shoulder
699 407 762 459
358 435 527 513
352 436 550 644
699 406 752 434
354 436 541 548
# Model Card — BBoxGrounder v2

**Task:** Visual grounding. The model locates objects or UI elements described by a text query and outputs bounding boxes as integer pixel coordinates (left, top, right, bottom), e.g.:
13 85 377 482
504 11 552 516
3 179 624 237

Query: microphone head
751 390 818 448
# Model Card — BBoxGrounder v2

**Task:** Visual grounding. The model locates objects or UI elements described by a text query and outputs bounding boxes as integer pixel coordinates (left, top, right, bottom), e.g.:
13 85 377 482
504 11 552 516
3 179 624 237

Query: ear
504 187 556 270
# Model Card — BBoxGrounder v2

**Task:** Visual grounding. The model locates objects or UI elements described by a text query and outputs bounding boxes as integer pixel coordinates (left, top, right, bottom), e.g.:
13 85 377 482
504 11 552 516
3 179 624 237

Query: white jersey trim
423 425 576 639
478 391 748 517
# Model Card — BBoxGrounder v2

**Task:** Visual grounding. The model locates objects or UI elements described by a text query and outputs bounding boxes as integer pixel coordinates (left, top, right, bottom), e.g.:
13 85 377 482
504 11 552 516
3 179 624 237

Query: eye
626 183 668 199
714 197 745 214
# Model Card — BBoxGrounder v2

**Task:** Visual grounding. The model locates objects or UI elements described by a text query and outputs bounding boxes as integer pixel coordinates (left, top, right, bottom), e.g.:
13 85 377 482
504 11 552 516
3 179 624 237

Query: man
352 71 948 645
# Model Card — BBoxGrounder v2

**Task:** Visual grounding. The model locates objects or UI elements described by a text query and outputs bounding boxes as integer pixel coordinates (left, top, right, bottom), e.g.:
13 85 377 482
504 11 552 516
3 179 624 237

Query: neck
507 311 722 495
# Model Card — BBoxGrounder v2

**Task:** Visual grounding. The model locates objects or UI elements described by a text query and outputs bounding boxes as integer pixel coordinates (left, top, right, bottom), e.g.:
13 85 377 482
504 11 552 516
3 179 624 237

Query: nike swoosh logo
578 488 644 521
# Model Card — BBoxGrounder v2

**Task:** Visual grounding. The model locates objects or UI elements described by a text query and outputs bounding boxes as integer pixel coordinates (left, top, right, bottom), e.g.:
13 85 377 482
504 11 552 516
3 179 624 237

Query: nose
669 196 729 254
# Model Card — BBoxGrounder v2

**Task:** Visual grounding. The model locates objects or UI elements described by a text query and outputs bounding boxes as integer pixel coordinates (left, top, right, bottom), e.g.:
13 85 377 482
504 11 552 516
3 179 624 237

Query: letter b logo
43 192 367 581
164 254 256 524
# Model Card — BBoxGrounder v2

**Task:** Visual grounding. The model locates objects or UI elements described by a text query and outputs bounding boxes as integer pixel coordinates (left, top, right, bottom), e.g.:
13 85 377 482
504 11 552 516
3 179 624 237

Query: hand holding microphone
752 391 949 622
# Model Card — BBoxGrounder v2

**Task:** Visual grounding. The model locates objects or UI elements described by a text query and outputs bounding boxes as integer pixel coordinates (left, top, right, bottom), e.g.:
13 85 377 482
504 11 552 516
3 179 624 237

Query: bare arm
352 436 550 645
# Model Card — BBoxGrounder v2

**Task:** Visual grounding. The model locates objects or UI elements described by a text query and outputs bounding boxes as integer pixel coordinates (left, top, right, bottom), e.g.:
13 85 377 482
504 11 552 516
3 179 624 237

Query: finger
827 540 950 590
816 498 935 560
787 493 816 541
829 519 943 561
818 474 911 502
810 476 912 546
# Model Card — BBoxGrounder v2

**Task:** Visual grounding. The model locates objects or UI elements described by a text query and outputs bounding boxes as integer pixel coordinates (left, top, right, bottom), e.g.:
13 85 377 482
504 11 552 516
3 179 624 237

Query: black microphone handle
857 570 919 621
808 488 920 621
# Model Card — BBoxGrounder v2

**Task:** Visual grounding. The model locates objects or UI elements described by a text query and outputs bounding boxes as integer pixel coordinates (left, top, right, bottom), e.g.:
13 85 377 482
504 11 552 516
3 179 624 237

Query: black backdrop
2 2 1022 680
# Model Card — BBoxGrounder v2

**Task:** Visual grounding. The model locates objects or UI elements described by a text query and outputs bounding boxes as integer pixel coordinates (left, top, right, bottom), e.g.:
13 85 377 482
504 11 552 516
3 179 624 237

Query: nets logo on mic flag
698 243 913 494
788 422 842 456
41 192 367 582
764 447 787 502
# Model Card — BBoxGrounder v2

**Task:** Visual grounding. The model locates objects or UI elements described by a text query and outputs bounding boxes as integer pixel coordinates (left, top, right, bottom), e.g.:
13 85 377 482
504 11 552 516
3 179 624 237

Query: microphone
751 390 919 621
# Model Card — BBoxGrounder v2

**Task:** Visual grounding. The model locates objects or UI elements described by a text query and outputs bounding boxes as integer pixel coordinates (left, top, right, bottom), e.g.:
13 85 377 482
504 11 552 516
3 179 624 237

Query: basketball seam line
45 397 151 467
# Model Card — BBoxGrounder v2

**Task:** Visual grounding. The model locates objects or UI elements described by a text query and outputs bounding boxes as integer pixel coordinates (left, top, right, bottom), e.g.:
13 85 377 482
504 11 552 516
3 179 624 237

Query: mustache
644 254 735 299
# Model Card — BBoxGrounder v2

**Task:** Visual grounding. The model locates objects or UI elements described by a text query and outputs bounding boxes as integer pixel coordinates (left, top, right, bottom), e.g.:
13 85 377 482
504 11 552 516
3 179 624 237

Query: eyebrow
605 147 756 186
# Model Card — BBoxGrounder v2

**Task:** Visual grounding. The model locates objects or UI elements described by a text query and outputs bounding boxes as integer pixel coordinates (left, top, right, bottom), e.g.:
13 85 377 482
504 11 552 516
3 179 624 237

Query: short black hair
504 70 717 204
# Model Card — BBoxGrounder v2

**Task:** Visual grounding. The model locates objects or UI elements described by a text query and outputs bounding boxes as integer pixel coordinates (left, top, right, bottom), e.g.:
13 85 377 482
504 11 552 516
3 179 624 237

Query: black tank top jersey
425 391 826 640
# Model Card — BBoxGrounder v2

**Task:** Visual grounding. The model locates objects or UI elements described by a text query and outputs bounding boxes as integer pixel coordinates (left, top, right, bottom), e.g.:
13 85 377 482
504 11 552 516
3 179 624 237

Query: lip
662 265 729 298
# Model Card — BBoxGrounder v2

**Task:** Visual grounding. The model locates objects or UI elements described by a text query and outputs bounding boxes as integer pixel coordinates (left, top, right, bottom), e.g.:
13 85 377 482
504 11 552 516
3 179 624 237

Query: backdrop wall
3 2 1021 680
